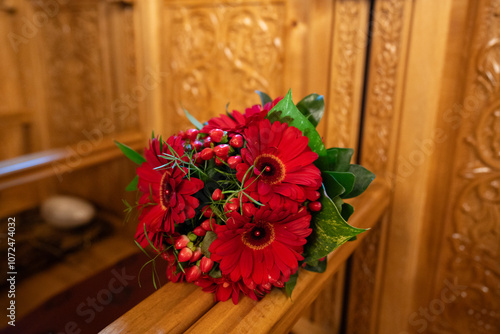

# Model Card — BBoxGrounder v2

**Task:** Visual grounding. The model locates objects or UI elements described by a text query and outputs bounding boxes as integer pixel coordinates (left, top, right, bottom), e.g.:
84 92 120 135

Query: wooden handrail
101 180 390 334
0 131 145 191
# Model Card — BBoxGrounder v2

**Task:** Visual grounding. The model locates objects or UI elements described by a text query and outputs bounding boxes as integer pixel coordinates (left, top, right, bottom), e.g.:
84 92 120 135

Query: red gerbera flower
135 136 204 248
236 119 322 210
209 206 312 286
195 275 270 304
201 97 282 135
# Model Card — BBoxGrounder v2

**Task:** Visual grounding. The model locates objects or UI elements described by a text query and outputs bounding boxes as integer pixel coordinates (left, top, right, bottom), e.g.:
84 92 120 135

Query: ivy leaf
255 90 272 106
183 107 203 130
341 164 376 199
200 231 217 257
303 259 327 273
326 147 353 172
115 140 146 165
285 272 299 299
296 93 325 128
328 171 355 196
126 175 139 191
268 89 328 169
266 110 294 126
304 185 366 263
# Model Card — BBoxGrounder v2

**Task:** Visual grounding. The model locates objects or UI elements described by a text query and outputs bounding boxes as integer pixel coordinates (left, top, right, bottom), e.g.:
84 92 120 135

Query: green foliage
267 89 328 169
303 259 327 273
341 164 376 199
296 93 325 128
255 90 272 106
115 140 146 165
201 231 217 257
126 175 139 191
285 272 298 299
304 185 366 263
183 107 204 130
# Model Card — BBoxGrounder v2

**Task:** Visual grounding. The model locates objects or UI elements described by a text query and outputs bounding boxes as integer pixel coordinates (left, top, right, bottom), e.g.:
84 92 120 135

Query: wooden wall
1 0 500 333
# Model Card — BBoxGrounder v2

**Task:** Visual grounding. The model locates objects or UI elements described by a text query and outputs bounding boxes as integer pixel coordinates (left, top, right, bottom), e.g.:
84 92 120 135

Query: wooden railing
101 180 390 334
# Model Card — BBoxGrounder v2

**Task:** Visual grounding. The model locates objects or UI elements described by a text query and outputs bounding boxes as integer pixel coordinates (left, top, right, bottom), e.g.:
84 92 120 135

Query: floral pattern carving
431 1 500 333
162 1 284 133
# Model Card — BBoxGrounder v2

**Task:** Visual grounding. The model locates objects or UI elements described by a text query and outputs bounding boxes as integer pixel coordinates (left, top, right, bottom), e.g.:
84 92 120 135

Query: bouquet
116 90 374 304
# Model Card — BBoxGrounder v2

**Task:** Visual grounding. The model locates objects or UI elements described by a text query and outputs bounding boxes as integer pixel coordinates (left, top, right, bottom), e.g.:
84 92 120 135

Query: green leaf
326 147 353 172
341 203 354 221
200 231 217 257
322 172 346 198
266 110 294 126
304 185 366 263
328 172 355 196
285 272 298 299
115 140 146 165
341 164 376 199
296 93 325 128
126 175 139 191
268 89 327 169
304 259 327 273
255 90 272 106
183 107 204 130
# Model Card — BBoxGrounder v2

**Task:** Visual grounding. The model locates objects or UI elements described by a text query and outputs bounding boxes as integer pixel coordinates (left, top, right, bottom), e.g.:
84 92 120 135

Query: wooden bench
101 181 390 334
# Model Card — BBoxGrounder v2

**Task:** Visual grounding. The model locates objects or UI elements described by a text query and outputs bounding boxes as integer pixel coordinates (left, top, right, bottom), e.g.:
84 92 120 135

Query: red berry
308 201 322 212
192 140 202 151
201 218 215 231
195 152 202 164
175 235 190 249
200 148 214 160
178 130 187 139
202 206 212 218
209 129 224 142
186 129 199 141
229 134 244 148
200 257 214 273
193 226 206 236
224 201 239 213
309 190 320 201
178 247 193 262
227 155 242 169
190 248 202 263
214 144 230 157
212 189 224 201
214 156 225 166
203 136 212 148
185 265 201 282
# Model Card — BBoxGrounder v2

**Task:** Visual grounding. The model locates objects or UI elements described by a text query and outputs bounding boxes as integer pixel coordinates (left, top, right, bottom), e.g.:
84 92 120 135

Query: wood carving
362 0 405 176
32 1 140 148
162 1 284 134
430 4 500 328
330 1 362 148
348 0 406 332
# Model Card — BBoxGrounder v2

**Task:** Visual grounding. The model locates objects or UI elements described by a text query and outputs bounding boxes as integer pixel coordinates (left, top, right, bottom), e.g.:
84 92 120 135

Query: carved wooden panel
429 1 500 332
32 0 140 148
161 0 285 134
347 0 411 332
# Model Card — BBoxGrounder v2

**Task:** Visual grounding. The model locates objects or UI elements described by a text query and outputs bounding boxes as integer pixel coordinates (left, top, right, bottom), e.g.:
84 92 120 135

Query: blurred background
0 0 498 333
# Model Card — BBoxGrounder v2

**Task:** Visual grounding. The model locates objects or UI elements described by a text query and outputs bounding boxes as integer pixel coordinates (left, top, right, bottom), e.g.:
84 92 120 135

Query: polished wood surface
2 0 499 332
101 181 390 334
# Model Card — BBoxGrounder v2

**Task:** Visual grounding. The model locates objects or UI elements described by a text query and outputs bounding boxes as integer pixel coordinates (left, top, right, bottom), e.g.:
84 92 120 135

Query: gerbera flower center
241 221 275 250
159 171 174 209
254 154 286 185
